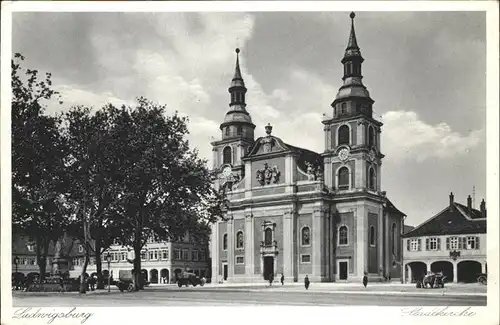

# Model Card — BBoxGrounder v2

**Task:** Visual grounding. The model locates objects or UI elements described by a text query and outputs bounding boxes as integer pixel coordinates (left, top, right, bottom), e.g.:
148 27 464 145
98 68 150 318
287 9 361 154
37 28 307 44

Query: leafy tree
62 105 126 292
11 53 69 283
109 98 224 290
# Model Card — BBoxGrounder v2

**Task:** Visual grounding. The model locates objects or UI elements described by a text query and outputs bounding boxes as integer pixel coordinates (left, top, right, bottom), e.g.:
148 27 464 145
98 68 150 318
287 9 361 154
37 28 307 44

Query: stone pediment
247 135 290 157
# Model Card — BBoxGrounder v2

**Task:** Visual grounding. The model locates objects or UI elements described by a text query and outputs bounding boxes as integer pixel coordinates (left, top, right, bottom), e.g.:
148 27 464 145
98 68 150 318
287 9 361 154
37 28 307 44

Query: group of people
267 273 369 290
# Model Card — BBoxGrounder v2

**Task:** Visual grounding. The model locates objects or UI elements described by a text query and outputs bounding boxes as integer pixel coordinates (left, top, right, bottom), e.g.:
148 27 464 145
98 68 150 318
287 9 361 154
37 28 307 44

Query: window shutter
476 237 480 250
462 237 467 249
407 239 410 251
437 238 441 250
458 237 462 249
446 237 450 250
425 238 429 250
418 238 421 251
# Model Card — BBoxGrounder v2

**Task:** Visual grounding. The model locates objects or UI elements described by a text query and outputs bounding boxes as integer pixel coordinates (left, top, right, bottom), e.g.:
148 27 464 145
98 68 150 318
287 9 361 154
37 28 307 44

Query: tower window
338 226 348 246
225 127 230 136
341 103 347 115
236 231 244 249
223 146 232 165
338 125 349 145
369 167 376 190
368 126 375 147
338 167 349 190
237 126 242 136
223 233 228 251
369 226 376 246
301 226 311 246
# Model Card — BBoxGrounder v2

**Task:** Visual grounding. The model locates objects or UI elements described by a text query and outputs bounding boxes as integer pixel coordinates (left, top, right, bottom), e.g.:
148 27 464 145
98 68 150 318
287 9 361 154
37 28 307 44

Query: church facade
210 13 406 283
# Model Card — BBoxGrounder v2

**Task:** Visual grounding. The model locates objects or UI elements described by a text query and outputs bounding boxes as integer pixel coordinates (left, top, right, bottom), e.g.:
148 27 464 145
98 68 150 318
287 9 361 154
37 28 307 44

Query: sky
11 11 486 227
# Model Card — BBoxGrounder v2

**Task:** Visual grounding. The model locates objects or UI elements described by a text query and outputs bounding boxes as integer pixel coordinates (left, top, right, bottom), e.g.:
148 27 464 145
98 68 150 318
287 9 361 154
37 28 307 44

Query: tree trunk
95 238 104 289
79 246 90 294
133 237 142 291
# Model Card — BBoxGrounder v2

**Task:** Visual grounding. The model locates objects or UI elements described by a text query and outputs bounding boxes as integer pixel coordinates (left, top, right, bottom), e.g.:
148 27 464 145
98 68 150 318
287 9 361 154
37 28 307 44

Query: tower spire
347 12 359 50
233 48 243 82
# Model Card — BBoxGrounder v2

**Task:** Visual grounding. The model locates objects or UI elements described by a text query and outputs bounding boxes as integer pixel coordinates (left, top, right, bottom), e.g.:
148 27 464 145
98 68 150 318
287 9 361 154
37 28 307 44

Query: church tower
323 12 384 193
211 48 256 191
323 12 392 282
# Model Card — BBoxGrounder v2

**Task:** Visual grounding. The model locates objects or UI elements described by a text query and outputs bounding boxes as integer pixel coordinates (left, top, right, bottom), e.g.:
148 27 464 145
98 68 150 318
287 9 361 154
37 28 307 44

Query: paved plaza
13 283 486 307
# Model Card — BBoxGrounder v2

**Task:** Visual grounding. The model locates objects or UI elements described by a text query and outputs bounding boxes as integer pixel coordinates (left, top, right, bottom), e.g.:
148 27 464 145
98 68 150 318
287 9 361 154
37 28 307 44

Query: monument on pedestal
52 235 70 276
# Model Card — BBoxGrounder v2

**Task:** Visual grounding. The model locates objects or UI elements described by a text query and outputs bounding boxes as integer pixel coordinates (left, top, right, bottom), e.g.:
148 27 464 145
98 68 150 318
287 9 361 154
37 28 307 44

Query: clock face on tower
338 148 350 162
222 166 232 178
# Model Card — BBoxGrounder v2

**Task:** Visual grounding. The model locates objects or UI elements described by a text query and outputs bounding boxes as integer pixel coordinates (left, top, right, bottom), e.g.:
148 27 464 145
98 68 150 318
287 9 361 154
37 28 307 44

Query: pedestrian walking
280 274 284 286
268 274 274 287
304 275 310 290
363 272 368 288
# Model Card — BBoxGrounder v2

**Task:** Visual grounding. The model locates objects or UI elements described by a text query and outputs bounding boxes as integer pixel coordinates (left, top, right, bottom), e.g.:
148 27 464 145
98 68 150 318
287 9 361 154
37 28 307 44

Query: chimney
449 192 454 210
467 195 472 212
480 199 486 218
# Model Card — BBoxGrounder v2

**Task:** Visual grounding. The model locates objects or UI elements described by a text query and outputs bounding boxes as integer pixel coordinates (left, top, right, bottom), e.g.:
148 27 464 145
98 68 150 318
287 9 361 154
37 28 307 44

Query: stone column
283 210 294 280
244 213 253 278
312 208 322 279
227 218 234 280
453 261 458 283
212 148 218 170
401 262 406 283
425 261 431 273
260 255 264 276
211 222 219 283
407 265 412 283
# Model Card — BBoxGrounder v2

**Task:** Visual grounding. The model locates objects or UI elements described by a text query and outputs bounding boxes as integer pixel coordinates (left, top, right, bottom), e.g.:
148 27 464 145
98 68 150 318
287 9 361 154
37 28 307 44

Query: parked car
477 273 487 285
416 272 447 288
116 270 150 292
177 272 205 288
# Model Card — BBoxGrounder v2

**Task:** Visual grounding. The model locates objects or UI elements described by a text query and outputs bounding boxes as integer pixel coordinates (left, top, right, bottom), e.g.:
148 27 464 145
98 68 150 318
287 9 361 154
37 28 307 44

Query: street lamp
106 253 111 292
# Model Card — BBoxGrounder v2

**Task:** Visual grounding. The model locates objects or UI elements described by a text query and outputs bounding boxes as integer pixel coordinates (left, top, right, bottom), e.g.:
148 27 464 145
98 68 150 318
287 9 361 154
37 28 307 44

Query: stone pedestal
52 257 70 276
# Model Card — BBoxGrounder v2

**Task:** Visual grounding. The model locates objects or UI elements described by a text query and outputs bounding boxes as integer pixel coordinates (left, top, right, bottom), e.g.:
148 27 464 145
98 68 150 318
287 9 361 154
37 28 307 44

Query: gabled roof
402 202 486 238
403 225 415 234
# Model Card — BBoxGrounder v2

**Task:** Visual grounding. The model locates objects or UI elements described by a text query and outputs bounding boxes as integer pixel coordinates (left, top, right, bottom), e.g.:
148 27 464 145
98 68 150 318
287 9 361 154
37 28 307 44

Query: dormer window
236 126 242 136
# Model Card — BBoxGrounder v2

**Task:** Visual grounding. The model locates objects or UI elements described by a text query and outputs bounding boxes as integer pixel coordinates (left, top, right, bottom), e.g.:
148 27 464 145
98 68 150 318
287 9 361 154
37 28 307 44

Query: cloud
382 111 483 162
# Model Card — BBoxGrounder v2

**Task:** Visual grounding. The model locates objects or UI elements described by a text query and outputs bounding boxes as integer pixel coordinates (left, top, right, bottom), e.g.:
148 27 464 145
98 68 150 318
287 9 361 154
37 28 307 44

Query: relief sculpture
256 162 281 186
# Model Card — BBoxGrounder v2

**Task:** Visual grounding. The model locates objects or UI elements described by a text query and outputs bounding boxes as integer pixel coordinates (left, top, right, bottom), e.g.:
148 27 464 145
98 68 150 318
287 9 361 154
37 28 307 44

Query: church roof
401 201 486 238
384 198 406 217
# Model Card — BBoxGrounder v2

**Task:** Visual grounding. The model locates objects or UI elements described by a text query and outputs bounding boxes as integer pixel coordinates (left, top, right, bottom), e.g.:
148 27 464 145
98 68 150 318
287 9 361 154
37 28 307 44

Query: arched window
368 126 375 147
264 228 273 246
338 167 349 190
223 146 232 165
338 125 349 145
369 167 376 190
340 103 347 115
236 126 242 136
338 226 348 245
236 231 244 249
392 223 397 254
369 226 376 246
301 226 311 246
223 234 228 250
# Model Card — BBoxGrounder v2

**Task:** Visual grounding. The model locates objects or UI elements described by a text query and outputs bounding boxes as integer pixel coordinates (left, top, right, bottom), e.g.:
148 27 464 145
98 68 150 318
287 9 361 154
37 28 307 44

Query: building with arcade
401 192 487 283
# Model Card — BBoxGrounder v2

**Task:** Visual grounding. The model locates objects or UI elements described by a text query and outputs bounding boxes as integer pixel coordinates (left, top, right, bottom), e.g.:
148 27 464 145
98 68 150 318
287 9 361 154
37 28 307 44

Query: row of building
11 12 487 285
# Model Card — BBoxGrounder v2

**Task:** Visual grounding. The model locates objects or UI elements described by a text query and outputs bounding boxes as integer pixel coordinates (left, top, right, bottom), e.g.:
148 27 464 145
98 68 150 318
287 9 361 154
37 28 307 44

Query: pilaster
227 217 234 279
211 222 219 283
453 261 458 283
355 204 367 278
283 209 294 280
384 213 390 276
244 162 252 196
378 206 384 276
244 213 253 276
312 207 323 279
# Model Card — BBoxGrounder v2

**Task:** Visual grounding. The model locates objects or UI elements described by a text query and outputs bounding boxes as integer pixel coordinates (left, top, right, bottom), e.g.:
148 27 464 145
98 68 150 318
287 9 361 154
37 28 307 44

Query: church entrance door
223 263 228 281
263 256 274 280
339 262 348 280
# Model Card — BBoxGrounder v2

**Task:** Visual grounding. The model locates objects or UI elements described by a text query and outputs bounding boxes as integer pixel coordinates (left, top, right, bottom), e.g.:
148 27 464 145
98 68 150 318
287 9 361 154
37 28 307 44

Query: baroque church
210 12 406 283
